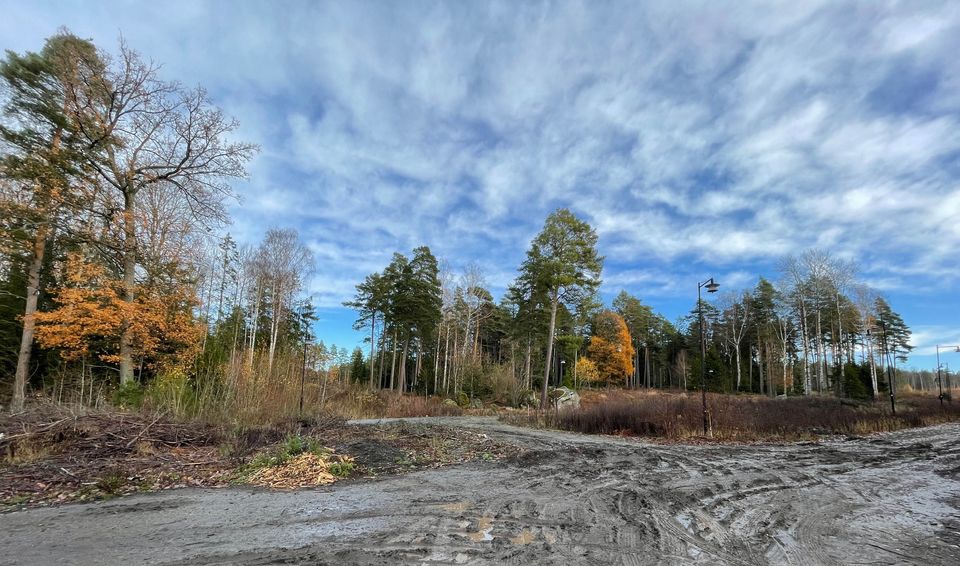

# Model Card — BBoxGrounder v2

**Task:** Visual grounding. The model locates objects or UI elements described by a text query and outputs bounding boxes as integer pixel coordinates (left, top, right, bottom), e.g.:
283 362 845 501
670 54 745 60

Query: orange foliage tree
586 310 635 386
34 253 203 374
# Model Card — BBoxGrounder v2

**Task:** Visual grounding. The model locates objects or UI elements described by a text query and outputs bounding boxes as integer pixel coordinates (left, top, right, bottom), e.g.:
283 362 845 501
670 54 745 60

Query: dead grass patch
505 390 960 441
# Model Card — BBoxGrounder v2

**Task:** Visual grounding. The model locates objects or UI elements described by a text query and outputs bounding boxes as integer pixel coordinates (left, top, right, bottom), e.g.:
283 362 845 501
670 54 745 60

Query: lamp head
706 279 720 293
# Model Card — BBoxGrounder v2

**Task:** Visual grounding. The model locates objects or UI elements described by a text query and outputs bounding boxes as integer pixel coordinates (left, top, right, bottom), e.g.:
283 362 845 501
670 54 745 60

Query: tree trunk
524 338 532 391
388 329 397 390
645 346 652 388
799 300 811 395
247 281 262 371
540 295 559 409
734 343 742 392
368 312 377 389
867 334 879 399
119 188 138 385
399 335 410 393
12 224 47 410
377 326 387 389
442 322 451 394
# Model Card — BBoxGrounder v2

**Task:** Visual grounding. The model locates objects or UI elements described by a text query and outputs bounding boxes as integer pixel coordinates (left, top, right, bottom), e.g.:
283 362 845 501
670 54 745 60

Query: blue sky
4 1 960 369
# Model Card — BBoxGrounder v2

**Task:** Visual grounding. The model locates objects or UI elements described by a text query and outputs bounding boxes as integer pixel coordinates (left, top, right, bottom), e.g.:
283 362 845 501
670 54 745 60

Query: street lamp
698 277 720 435
935 345 960 406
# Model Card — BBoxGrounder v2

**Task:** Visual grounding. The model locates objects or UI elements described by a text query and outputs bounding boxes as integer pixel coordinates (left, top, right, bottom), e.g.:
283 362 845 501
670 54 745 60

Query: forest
0 31 936 424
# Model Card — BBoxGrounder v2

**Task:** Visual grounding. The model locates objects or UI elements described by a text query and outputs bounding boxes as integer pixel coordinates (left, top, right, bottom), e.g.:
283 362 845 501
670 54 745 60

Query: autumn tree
34 253 203 373
64 41 256 384
517 209 603 408
1 31 105 409
586 310 634 386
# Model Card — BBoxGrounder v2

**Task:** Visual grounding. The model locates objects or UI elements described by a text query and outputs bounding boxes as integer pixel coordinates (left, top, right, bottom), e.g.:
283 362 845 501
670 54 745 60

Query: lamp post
698 277 720 435
936 345 960 406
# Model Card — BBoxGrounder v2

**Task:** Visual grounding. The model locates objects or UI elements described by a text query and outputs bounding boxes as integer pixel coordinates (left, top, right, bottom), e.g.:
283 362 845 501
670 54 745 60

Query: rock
550 386 580 411
469 398 484 409
442 398 459 408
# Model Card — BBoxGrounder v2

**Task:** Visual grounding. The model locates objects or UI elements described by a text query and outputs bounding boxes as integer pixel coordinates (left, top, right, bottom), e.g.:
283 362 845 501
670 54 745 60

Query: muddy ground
1 417 959 565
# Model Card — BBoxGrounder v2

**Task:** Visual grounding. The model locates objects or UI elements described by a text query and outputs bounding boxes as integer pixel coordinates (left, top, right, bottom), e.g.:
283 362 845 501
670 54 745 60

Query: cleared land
2 416 959 565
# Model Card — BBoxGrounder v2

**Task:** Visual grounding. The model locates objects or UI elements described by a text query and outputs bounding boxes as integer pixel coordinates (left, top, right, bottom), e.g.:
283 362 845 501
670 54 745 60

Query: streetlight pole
698 277 720 436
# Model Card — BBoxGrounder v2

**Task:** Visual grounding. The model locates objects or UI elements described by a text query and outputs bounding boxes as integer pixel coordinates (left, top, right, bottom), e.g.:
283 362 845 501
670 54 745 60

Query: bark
867 334 879 399
524 338 532 391
246 281 262 371
368 312 377 389
799 300 811 395
540 294 559 409
12 224 47 410
645 346 652 388
399 335 410 393
389 328 398 391
377 327 387 389
119 188 138 384
442 322 450 394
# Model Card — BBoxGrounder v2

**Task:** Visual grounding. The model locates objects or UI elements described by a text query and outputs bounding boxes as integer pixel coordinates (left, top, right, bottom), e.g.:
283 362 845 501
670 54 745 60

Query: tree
718 290 750 391
345 271 389 389
517 209 603 408
1 31 105 410
253 229 313 377
574 356 600 385
586 311 634 386
349 348 366 382
34 253 203 372
66 41 256 383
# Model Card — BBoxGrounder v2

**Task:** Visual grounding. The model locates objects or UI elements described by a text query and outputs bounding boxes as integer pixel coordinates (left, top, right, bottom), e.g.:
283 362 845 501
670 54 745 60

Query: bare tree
719 291 750 391
253 228 314 377
66 41 256 383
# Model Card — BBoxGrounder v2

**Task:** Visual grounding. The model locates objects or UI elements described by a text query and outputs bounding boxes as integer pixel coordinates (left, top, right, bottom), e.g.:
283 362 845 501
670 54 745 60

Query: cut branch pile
1 407 228 507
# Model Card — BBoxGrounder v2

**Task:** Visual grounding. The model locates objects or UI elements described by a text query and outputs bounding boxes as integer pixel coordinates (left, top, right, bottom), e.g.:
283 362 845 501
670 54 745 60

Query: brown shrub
525 390 960 441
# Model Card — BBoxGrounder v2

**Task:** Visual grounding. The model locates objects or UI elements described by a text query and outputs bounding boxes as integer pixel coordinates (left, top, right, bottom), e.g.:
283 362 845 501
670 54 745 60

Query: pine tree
517 209 603 408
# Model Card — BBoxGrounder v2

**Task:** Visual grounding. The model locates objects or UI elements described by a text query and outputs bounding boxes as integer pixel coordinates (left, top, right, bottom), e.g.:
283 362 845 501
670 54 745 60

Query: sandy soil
1 417 958 565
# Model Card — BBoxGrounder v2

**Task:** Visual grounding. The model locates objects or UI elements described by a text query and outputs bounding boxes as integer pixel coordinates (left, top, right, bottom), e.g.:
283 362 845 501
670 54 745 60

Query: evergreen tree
517 209 603 407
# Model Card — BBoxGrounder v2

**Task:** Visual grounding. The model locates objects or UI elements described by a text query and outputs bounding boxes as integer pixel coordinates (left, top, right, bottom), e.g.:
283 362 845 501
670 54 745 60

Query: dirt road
2 417 958 565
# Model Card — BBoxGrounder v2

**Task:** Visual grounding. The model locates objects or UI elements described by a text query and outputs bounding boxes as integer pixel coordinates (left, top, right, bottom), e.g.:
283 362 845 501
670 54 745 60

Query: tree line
347 216 916 405
1 32 919 415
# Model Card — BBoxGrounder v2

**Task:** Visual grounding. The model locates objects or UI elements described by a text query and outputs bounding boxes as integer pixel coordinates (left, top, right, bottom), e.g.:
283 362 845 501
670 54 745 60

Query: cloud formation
4 1 959 364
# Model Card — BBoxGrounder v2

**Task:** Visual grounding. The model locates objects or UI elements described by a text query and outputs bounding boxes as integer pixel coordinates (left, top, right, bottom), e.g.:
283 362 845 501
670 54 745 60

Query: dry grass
506 389 960 441
323 387 463 420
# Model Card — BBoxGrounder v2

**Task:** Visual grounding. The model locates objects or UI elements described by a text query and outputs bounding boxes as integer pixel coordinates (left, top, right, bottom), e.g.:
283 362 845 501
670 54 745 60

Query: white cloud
4 0 960 340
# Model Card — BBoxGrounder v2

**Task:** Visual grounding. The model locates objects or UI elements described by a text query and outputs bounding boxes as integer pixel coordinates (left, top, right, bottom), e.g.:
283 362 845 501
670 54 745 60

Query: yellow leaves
575 357 601 383
586 311 635 386
34 252 203 369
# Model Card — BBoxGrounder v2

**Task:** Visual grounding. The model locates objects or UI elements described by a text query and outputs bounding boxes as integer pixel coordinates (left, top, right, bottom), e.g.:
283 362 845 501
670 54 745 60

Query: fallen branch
124 412 167 449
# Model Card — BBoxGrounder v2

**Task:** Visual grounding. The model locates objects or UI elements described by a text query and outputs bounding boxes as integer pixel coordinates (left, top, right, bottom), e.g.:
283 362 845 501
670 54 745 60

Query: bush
113 381 144 409
518 390 960 441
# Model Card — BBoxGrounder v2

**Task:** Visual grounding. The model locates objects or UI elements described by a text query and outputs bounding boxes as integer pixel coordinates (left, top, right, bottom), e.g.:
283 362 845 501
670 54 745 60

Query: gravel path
2 417 958 565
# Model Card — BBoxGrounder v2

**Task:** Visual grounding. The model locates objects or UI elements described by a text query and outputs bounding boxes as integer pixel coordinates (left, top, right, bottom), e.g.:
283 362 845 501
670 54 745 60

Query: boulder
549 386 580 411
442 398 459 408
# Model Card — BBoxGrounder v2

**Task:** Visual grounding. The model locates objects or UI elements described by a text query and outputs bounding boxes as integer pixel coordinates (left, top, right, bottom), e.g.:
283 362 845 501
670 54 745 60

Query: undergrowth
504 390 960 441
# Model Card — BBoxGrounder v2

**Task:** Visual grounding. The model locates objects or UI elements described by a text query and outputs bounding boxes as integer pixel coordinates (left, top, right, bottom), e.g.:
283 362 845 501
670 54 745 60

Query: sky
3 0 960 370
